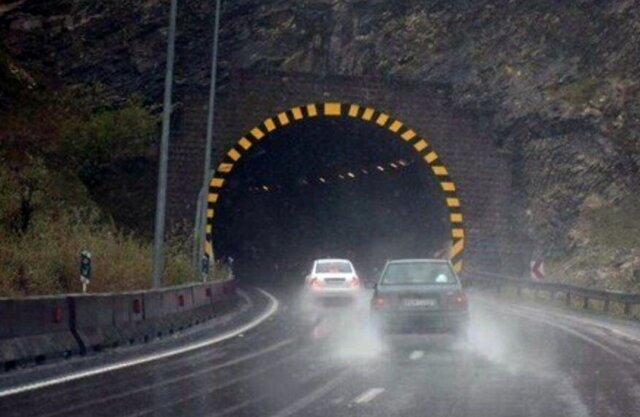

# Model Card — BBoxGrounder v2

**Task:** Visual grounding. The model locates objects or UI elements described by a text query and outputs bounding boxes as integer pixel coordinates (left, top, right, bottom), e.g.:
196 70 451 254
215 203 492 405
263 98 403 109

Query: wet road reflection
1 287 639 417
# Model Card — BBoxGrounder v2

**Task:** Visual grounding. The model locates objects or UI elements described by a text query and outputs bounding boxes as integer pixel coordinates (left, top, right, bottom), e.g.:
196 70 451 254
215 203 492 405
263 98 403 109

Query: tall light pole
152 0 179 288
195 0 222 277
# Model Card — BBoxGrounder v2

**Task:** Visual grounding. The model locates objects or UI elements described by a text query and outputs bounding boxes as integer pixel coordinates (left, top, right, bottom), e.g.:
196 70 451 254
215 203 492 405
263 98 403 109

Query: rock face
1 0 639 288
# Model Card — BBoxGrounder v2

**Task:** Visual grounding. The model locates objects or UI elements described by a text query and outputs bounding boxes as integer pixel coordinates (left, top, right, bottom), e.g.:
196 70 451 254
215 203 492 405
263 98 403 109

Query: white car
305 258 361 297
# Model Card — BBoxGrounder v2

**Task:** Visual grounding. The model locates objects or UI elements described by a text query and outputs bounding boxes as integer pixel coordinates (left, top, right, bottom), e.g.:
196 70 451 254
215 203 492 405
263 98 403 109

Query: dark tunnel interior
213 117 451 285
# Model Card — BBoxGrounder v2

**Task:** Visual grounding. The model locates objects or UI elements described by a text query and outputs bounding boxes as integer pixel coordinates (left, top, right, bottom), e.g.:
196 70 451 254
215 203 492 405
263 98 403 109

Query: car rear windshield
381 262 456 285
315 261 353 273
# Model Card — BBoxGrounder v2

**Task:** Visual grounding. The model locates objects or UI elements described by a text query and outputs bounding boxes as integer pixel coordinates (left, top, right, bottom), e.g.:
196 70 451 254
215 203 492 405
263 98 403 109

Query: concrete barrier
73 294 119 352
191 285 213 324
0 279 238 372
192 285 209 308
141 289 166 338
113 291 147 344
0 296 79 370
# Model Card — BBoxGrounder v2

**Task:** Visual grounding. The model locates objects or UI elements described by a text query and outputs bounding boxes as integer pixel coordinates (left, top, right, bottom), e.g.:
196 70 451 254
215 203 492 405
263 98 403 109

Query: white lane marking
354 387 385 404
0 288 279 399
268 369 351 417
38 338 295 417
409 350 424 360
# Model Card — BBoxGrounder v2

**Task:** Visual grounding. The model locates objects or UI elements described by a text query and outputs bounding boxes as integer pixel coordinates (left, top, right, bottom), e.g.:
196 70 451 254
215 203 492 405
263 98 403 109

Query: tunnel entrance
207 103 465 284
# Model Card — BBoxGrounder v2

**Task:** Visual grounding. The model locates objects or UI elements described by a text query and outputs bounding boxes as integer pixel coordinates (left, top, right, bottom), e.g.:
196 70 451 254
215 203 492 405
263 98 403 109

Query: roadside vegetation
0 64 224 296
548 194 640 294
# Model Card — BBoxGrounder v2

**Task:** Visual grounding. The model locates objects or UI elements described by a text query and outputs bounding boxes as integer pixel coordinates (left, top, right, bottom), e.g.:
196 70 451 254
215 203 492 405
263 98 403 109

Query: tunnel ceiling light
243 159 412 191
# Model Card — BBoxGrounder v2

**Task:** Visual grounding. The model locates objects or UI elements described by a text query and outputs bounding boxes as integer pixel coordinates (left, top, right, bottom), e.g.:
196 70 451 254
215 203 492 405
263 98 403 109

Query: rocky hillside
2 0 639 289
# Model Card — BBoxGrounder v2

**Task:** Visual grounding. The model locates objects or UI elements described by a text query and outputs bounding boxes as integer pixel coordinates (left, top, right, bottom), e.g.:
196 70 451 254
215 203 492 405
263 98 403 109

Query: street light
195 0 223 280
152 0 178 289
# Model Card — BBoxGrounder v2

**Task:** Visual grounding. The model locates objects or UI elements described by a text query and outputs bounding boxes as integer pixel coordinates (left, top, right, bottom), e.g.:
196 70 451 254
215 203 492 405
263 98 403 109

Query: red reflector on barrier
132 299 142 314
53 306 64 324
178 294 185 307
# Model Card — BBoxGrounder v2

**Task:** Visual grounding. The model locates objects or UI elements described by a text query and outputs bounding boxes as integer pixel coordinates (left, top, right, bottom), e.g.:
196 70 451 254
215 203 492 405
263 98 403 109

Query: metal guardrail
467 270 640 315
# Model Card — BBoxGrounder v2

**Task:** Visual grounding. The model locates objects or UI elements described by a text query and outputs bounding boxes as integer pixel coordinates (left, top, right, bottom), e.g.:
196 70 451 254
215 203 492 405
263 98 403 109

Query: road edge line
0 288 279 399
473 296 634 363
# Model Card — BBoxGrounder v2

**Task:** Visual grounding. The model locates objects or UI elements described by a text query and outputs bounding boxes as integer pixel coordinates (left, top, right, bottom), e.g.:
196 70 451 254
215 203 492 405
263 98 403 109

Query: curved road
1 286 640 417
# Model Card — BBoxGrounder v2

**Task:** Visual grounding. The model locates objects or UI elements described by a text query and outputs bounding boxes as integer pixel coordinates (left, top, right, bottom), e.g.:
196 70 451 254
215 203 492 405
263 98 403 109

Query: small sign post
80 250 92 293
201 253 210 282
228 256 234 280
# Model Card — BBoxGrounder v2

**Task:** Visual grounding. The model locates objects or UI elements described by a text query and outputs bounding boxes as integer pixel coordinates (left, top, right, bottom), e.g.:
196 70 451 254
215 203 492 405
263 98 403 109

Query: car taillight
371 295 390 309
310 277 323 289
350 276 360 288
447 291 468 309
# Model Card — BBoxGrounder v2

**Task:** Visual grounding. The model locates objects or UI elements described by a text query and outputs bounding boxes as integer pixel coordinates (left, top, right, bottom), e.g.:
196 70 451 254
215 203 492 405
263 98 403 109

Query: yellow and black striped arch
206 102 465 272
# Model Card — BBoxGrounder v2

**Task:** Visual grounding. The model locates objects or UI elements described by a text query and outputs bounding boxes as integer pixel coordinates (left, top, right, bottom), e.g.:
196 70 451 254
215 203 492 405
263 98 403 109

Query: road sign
530 258 545 281
80 250 92 292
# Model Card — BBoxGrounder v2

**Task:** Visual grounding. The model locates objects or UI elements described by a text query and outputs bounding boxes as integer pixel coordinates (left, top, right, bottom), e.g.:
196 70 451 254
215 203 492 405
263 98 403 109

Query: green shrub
60 99 156 181
0 92 205 297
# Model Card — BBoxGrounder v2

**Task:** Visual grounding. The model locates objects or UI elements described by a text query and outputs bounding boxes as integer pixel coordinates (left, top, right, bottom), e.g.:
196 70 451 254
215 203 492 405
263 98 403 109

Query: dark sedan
370 259 469 335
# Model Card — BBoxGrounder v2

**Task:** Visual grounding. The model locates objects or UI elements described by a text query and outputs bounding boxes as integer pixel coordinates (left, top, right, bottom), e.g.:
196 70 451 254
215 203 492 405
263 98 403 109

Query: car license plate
403 298 436 308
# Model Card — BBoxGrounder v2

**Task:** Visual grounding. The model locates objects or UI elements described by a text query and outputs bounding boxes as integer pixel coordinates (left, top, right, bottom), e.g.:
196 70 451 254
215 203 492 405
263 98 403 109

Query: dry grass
0 210 228 297
546 194 640 294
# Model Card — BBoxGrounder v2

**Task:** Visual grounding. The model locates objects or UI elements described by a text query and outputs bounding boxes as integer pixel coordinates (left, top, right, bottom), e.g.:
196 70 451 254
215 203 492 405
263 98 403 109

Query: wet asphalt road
1 286 640 417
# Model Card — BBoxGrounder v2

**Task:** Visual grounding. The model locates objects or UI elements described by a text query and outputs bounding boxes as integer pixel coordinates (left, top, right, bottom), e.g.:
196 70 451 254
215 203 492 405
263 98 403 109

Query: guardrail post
603 297 610 313
583 297 589 310
624 303 631 315
565 292 571 306
516 286 521 297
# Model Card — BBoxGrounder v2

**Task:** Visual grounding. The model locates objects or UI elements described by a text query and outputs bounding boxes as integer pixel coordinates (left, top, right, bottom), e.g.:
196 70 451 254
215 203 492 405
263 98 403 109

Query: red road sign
530 259 545 281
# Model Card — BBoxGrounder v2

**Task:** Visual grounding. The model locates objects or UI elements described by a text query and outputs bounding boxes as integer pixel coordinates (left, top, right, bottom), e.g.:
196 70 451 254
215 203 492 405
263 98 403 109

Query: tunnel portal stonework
168 70 527 274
